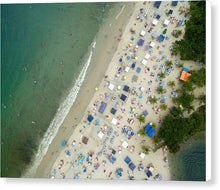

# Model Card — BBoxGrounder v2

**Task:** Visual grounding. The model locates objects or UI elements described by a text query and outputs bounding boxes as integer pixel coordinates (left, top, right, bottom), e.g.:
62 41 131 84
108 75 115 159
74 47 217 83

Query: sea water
1 2 119 177
169 133 206 181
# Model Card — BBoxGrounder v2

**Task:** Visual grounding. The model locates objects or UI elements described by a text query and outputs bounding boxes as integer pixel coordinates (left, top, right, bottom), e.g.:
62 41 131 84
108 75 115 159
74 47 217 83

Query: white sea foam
115 4 126 20
23 40 95 178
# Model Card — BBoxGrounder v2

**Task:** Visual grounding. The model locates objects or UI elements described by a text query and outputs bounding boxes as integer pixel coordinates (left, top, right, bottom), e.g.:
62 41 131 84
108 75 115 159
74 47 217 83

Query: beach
30 1 205 180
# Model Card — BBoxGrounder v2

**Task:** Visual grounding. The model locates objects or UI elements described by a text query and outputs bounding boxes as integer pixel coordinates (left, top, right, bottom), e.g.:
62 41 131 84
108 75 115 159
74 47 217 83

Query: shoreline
32 2 136 178
32 1 205 180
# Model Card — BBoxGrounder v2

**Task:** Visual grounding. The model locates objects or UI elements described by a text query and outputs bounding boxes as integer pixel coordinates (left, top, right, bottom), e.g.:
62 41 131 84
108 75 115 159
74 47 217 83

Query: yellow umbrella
179 104 182 108
124 76 127 80
95 87 98 91
135 56 138 60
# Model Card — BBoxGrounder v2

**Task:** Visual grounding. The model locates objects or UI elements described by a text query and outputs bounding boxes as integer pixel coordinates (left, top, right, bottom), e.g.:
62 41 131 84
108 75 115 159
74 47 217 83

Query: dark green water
169 133 206 181
1 2 116 177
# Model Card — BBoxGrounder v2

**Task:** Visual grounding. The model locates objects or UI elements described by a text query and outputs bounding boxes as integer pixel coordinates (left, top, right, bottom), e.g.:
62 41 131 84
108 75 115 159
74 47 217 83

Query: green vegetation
137 114 145 125
155 105 206 153
189 68 206 87
158 72 166 79
139 128 147 137
173 1 206 63
142 145 150 154
173 30 183 38
165 60 173 68
157 86 164 94
177 63 184 68
161 104 168 111
149 96 158 105
197 94 206 105
168 81 176 88
151 123 157 129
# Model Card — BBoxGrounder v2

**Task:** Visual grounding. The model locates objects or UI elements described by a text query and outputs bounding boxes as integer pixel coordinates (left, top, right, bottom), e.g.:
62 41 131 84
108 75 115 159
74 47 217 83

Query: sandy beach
33 1 205 180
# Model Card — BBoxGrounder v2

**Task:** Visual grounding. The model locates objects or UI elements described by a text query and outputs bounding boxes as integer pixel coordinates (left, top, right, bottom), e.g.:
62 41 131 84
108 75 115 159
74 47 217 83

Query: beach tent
168 9 173 15
140 152 146 159
142 59 147 66
144 123 151 133
124 156 131 164
183 68 189 72
140 30 146 37
123 85 130 92
143 110 148 117
158 34 165 42
148 129 156 138
98 131 104 139
110 108 117 115
146 170 152 178
154 1 161 8
112 118 117 126
180 71 191 82
129 163 136 171
150 41 155 48
122 141 129 149
125 66 130 72
164 19 170 26
120 94 127 101
156 15 161 20
152 31 158 39
108 83 115 91
98 101 107 114
138 39 145 46
145 53 150 59
172 1 178 6
87 115 94 122
152 19 158 26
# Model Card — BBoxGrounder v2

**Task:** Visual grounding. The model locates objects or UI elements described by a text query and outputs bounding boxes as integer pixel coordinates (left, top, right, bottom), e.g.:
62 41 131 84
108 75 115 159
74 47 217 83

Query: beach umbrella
149 49 153 53
163 95 167 99
160 50 164 54
127 56 130 60
95 87 98 91
157 58 161 62
119 58 123 62
163 43 167 47
66 151 70 156
161 99 165 103
145 46 149 51
118 36 121 40
139 95 143 99
62 141 66 146
166 35 170 39
146 20 150 25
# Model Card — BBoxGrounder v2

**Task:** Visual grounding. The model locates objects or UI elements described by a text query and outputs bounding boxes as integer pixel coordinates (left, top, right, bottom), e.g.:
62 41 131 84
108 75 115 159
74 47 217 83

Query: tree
151 123 157 129
171 44 180 55
177 63 184 68
137 114 145 125
142 145 150 154
139 128 147 137
175 30 182 38
174 1 206 63
170 106 183 119
168 81 176 88
166 60 173 68
182 81 195 92
161 104 168 111
158 72 166 79
174 92 195 108
197 94 206 105
189 68 206 87
157 86 164 94
149 96 157 105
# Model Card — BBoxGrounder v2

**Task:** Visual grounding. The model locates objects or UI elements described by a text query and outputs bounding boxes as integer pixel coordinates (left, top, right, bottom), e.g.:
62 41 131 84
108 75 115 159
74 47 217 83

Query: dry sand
34 1 205 180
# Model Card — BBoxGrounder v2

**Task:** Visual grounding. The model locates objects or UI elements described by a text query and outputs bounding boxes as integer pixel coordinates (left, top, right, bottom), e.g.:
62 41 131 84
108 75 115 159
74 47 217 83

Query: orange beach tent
180 71 191 82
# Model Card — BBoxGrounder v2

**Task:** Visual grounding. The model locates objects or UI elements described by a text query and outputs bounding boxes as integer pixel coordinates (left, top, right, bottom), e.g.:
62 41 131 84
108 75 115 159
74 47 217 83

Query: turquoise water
1 3 113 177
169 133 206 181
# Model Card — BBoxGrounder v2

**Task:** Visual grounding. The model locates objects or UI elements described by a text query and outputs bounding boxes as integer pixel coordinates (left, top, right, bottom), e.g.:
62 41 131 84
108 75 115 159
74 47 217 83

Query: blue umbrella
161 99 165 103
62 141 66 146
139 95 143 99
149 49 153 53
161 50 164 54
145 45 149 50
66 151 70 156
163 43 167 47
119 58 122 62
127 56 130 60
163 95 167 99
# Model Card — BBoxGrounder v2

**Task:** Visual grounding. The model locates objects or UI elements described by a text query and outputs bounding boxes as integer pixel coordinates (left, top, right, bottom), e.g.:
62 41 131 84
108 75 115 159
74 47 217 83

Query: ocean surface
1 2 121 177
169 132 206 181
